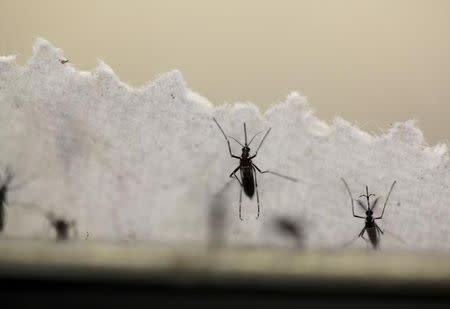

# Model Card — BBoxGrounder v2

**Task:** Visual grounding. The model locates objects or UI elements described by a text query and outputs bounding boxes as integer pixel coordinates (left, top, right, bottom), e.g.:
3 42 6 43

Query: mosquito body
213 118 297 221
47 213 77 241
341 178 396 249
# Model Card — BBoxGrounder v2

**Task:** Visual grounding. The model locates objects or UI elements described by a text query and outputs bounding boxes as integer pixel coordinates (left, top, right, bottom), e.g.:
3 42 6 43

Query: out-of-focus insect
0 168 13 232
60 59 69 64
0 167 35 233
213 118 298 221
341 178 397 249
46 212 78 241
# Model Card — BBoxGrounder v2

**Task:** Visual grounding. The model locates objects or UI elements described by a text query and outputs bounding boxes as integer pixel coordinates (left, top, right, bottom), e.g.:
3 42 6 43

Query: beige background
1 0 449 144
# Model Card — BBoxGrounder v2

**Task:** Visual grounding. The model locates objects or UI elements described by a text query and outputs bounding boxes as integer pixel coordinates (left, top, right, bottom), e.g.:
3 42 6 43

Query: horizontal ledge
0 239 449 296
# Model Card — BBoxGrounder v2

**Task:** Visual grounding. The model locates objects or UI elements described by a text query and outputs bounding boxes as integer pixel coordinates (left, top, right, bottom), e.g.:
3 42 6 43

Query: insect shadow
0 166 38 233
46 212 78 241
341 178 397 249
213 118 298 221
270 215 306 249
208 180 233 248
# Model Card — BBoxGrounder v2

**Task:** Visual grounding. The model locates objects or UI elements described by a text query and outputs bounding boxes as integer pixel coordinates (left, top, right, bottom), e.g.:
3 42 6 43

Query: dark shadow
270 215 306 249
208 181 233 249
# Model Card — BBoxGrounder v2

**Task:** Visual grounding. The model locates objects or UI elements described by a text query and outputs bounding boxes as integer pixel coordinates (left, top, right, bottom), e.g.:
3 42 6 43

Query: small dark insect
341 178 397 249
60 59 69 64
213 117 298 221
46 213 77 241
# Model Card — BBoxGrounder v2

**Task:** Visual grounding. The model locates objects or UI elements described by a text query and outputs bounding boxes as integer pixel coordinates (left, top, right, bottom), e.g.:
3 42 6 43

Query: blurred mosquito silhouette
213 118 298 221
341 178 397 249
271 216 305 248
60 58 69 64
46 212 78 241
0 166 37 233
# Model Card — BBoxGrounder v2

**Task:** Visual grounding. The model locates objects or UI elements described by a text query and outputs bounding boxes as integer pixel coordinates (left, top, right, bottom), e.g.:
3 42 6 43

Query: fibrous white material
0 38 449 251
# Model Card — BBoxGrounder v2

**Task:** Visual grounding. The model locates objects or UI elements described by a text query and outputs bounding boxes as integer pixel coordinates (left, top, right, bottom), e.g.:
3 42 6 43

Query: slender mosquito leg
254 167 260 219
239 186 243 221
359 227 367 238
252 163 298 182
375 223 384 235
341 178 365 219
375 180 397 220
342 233 360 248
229 166 242 186
249 128 271 159
213 117 241 159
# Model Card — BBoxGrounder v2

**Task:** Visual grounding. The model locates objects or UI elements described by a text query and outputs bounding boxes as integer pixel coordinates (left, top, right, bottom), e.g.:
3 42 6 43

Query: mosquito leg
375 223 384 235
239 185 243 221
229 166 242 186
252 163 298 182
249 128 271 159
254 167 260 219
342 233 359 248
213 117 241 159
375 180 397 220
359 227 367 238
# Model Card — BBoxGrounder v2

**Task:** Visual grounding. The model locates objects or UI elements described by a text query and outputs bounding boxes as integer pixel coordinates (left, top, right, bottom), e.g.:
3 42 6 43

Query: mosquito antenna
341 178 356 216
254 128 272 155
228 136 244 147
248 131 264 146
244 122 248 145
376 180 397 220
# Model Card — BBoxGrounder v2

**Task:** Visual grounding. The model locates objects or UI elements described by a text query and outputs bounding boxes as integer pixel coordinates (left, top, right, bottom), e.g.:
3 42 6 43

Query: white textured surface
0 38 449 251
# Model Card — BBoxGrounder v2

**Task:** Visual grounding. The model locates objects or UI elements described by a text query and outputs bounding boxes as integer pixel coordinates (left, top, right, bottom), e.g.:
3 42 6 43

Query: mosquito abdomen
241 167 255 198
367 227 379 249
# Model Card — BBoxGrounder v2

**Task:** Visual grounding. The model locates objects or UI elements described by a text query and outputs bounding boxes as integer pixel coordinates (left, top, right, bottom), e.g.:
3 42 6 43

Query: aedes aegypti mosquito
213 118 297 221
341 178 397 249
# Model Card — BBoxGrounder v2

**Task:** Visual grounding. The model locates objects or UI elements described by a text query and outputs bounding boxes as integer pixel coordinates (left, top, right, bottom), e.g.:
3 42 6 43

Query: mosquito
0 167 35 233
213 117 298 221
46 212 78 241
341 178 397 249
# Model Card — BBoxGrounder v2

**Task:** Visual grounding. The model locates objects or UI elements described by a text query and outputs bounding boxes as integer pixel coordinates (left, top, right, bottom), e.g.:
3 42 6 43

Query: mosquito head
366 209 373 217
242 146 250 158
